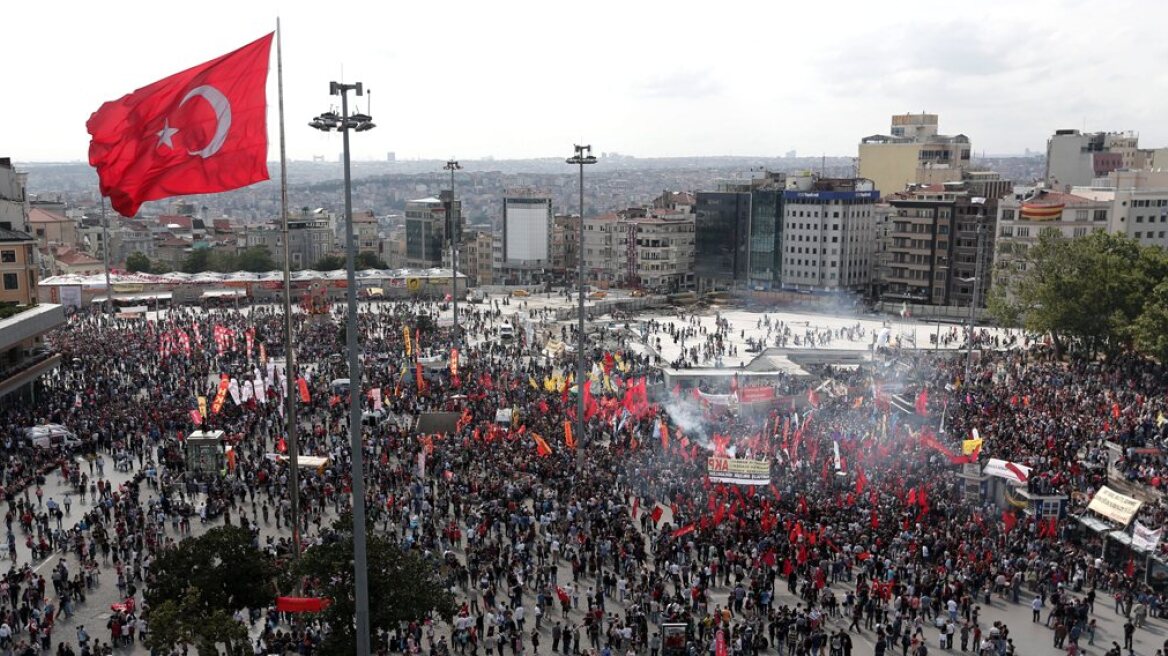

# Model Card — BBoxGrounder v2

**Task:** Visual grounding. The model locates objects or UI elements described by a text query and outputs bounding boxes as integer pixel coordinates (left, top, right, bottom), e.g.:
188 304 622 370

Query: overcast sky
8 0 1167 163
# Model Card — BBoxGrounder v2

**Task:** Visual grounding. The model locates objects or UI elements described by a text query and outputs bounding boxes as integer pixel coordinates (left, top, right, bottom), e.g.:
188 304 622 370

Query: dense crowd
0 296 1163 656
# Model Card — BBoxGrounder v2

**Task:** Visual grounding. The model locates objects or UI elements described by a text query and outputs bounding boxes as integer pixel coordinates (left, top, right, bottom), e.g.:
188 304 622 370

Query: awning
202 289 246 298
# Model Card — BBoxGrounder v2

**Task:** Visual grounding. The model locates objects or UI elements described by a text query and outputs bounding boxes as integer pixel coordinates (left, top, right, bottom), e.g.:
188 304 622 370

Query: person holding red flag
87 34 273 217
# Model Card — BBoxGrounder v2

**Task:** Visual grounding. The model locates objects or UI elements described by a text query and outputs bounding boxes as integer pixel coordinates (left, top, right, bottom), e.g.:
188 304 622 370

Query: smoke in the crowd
661 396 708 442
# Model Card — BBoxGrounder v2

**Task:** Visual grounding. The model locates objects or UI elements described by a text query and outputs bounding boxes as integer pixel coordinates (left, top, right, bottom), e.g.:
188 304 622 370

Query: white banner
1133 522 1163 552
982 458 1031 486
371 388 383 412
707 457 771 486
228 378 241 405
1087 485 1143 525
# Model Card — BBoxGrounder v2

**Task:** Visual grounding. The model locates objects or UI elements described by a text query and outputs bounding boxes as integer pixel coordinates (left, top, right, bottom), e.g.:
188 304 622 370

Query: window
2 273 17 290
0 251 14 263
1135 232 1142 239
1093 210 1108 222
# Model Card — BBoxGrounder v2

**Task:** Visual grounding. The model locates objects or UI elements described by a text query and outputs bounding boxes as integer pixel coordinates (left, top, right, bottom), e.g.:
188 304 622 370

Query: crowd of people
0 294 1163 655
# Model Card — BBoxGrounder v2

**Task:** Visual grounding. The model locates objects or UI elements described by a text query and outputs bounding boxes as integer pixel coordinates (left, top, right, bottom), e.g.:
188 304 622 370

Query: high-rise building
877 182 996 306
694 171 786 291
859 113 972 199
459 227 495 287
1045 129 1139 191
780 175 878 294
405 196 458 269
497 191 552 285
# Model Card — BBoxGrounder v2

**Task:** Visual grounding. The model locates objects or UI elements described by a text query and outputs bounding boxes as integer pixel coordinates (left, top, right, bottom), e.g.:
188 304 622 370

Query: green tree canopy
297 516 457 655
356 251 389 270
236 246 276 272
988 230 1168 356
143 587 250 656
145 525 276 613
181 248 212 273
125 251 152 273
313 254 345 271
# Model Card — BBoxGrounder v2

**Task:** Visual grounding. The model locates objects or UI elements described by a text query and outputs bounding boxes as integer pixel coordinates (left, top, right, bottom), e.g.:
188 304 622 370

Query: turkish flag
87 33 273 217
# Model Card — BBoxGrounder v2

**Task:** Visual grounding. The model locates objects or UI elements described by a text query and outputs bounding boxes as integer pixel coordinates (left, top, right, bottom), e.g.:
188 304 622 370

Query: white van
24 424 81 450
498 324 516 340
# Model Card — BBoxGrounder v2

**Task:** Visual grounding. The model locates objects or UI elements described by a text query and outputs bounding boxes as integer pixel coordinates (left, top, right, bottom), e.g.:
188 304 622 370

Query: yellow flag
529 376 539 390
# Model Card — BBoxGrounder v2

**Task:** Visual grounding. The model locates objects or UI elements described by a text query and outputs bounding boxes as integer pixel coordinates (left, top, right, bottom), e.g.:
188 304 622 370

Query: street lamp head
444 160 462 172
350 112 372 123
354 121 376 132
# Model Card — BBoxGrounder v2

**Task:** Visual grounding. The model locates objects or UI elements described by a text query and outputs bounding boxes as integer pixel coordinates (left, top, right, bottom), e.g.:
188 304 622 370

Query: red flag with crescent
86 34 273 217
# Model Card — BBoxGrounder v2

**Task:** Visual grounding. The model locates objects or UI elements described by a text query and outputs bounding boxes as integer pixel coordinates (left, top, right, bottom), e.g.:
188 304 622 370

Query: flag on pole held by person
87 34 274 217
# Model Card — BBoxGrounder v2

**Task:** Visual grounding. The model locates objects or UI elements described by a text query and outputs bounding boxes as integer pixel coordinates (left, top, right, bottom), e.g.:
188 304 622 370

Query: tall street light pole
965 211 987 383
566 145 596 473
311 82 376 656
444 159 462 345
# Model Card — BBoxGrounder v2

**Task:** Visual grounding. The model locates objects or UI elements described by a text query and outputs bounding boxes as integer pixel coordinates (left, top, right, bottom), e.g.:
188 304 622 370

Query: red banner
275 596 331 613
737 386 776 404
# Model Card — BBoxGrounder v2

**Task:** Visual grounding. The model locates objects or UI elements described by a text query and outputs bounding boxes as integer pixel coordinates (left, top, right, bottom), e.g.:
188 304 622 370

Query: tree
236 246 276 272
987 230 1160 357
145 525 276 613
356 251 389 270
182 248 212 273
125 251 152 273
297 516 457 655
1134 279 1168 362
313 254 345 271
209 250 239 272
143 587 250 656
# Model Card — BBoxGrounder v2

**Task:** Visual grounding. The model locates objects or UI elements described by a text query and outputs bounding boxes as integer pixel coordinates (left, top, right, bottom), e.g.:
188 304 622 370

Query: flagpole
276 17 303 563
99 197 113 319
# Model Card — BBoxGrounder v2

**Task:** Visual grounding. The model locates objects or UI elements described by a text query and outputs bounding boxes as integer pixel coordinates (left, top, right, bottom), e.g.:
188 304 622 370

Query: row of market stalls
38 268 466 309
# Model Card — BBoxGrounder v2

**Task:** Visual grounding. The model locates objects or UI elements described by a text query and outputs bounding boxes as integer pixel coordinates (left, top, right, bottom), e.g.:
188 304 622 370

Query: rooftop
28 208 69 224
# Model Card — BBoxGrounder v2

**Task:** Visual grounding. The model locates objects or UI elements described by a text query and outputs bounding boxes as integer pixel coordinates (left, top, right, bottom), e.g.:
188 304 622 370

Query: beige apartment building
859 113 972 199
583 208 694 292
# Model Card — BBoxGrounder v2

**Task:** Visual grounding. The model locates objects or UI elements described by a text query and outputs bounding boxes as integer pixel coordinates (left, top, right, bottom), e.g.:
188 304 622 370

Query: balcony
0 304 66 352
0 352 60 398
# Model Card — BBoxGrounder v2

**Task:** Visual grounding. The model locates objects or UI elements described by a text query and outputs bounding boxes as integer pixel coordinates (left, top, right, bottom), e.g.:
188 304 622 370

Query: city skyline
7 0 1167 163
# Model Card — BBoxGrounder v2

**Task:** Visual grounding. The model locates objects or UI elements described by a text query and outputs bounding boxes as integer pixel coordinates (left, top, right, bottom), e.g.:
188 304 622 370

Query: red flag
1002 510 1017 533
659 420 670 450
563 421 576 449
87 34 273 217
297 377 310 404
583 380 598 419
671 524 696 539
650 506 664 525
915 388 928 416
189 409 203 425
631 497 639 518
855 467 867 496
275 596 331 613
276 437 287 453
1126 557 1136 578
807 387 821 409
531 433 552 457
